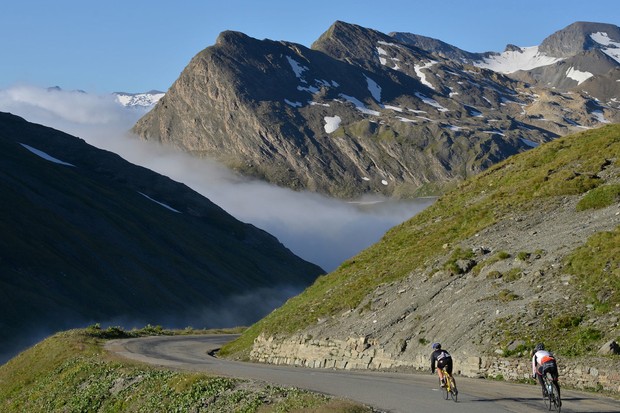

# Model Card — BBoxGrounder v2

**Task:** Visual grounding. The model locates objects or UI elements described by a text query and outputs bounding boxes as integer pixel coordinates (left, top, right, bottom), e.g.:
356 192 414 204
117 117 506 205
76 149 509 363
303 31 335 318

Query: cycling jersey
532 350 555 375
430 349 452 373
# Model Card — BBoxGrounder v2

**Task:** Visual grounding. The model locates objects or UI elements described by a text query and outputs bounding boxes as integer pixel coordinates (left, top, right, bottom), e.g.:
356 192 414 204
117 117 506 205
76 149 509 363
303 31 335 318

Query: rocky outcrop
251 333 620 392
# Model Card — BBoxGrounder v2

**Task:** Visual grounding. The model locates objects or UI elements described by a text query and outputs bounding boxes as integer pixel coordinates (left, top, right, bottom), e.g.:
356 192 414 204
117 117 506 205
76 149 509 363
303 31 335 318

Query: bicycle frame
439 367 458 402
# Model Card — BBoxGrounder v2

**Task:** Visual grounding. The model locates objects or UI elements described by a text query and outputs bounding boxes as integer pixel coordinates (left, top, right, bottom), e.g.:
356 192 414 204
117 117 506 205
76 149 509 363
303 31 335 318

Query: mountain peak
539 21 620 57
215 30 253 47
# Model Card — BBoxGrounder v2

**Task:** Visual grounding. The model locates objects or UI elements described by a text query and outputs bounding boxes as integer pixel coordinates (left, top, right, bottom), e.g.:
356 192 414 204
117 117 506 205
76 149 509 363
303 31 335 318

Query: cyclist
430 342 455 388
531 343 561 402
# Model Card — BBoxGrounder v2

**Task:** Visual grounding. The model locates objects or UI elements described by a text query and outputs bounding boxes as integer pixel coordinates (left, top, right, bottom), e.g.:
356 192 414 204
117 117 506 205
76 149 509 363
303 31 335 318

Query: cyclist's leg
537 365 547 396
446 358 456 386
437 360 446 385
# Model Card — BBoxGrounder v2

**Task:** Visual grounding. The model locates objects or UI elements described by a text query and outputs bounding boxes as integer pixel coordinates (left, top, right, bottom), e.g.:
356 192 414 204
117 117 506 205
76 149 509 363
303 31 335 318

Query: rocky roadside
250 194 620 394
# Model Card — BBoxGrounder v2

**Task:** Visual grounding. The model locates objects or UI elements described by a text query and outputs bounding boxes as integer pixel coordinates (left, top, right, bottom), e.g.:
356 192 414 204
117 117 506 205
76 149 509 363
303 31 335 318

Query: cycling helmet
534 343 545 351
432 342 441 350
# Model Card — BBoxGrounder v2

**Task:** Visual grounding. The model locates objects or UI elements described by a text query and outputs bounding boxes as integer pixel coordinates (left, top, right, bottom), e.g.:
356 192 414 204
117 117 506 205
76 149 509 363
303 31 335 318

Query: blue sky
2 0 619 93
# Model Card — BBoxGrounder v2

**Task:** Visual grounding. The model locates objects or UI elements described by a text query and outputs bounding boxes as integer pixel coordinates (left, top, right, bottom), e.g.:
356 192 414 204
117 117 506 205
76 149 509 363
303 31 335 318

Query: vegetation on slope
221 124 620 358
0 327 371 413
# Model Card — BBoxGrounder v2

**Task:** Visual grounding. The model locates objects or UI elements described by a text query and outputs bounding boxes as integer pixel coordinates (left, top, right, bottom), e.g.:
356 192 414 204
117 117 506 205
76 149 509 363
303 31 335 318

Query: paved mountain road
106 335 620 413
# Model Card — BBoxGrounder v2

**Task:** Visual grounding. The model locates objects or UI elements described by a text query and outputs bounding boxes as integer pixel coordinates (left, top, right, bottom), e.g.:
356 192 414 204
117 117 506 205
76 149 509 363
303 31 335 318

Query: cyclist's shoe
440 378 446 387
542 389 548 398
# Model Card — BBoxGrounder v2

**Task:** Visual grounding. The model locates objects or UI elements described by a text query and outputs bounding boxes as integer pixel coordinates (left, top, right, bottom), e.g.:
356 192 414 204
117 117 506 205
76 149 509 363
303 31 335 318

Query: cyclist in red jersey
532 343 561 402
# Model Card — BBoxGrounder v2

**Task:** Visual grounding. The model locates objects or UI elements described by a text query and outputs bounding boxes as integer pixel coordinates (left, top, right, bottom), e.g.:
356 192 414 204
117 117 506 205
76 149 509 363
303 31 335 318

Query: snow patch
520 138 539 148
591 32 620 63
476 46 563 73
339 94 381 116
139 192 181 213
115 92 164 108
566 67 593 85
377 40 401 48
384 105 403 112
364 75 382 102
414 61 438 90
285 99 303 107
310 101 330 107
415 92 448 112
376 42 402 70
297 85 320 94
20 143 75 166
592 110 610 123
324 115 342 133
286 56 308 78
482 129 506 136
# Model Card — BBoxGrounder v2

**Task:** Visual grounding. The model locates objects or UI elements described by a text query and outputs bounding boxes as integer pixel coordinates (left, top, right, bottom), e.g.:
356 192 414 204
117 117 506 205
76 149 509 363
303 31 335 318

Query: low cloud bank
0 85 434 271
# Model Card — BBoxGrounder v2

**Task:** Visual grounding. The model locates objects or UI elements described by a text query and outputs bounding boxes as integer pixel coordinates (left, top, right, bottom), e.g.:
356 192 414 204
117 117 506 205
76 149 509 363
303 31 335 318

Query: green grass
0 328 372 413
577 184 620 211
220 124 620 359
564 226 620 312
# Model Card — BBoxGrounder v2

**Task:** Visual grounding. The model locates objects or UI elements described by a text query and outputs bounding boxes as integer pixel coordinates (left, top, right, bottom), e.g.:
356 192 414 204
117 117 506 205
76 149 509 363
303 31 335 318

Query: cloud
0 85 434 271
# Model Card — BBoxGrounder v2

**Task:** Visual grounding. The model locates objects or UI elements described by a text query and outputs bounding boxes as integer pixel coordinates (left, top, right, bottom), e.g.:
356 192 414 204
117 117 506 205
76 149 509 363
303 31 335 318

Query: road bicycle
439 367 458 402
540 373 561 412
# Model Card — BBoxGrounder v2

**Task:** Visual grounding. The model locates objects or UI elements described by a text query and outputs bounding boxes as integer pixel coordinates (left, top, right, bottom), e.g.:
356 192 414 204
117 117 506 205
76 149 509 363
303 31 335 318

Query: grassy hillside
221 124 620 358
0 327 371 413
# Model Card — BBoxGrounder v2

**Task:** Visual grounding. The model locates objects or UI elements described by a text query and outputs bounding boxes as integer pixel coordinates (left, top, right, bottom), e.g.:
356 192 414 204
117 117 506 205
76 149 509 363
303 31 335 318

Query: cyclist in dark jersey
430 342 455 387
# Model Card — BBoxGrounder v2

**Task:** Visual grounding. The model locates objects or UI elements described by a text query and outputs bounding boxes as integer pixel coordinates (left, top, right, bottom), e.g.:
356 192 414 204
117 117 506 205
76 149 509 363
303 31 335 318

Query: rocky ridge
132 21 620 199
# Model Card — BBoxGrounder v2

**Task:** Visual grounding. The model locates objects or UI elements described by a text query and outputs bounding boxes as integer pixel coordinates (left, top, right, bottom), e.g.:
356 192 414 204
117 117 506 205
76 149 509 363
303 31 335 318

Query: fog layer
0 85 434 271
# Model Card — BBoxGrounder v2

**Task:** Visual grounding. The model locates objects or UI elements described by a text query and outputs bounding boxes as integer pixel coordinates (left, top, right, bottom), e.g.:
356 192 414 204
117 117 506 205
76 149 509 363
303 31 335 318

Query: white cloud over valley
0 85 434 272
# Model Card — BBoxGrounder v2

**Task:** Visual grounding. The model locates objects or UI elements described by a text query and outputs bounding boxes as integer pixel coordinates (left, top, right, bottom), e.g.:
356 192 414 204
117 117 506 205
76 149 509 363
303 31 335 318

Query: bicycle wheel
448 376 458 402
552 382 562 412
542 378 552 410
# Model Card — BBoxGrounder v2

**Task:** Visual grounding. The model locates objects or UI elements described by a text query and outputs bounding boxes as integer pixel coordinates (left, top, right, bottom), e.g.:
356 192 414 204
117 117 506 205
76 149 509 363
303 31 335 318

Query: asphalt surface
105 334 620 413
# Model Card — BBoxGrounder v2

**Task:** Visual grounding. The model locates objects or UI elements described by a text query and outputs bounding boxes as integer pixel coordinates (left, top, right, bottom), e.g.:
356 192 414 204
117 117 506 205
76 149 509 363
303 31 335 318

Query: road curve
105 335 620 413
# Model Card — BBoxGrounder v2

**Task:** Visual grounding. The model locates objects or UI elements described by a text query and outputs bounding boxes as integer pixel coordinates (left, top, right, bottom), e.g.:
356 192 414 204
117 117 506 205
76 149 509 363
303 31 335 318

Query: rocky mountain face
467 22 619 102
0 112 323 363
132 20 619 199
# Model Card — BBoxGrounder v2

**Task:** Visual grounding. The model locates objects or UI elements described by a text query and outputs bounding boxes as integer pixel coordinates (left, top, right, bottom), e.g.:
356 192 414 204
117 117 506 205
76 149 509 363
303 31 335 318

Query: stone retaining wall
251 334 620 393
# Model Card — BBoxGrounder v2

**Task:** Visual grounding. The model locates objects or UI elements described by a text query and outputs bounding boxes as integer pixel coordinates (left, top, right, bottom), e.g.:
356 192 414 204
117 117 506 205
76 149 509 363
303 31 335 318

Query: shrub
486 270 503 279
497 289 520 302
517 251 530 261
503 268 522 282
497 251 511 260
552 314 583 329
